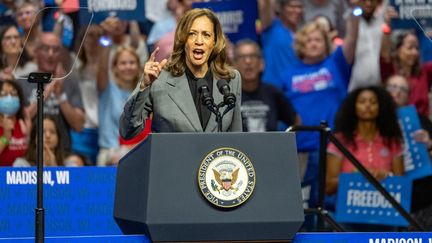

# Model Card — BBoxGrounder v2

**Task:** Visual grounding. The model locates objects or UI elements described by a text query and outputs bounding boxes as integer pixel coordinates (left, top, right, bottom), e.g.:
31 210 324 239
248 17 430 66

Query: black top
241 82 297 132
185 67 213 129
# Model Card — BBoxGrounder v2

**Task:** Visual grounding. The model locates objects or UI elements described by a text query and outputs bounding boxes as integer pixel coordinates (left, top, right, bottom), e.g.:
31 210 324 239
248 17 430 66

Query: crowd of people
1 0 432 230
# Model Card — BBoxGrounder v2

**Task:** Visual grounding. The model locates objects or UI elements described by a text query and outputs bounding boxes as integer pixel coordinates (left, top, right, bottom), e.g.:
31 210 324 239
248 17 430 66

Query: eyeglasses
386 84 409 94
235 53 261 62
2 35 20 42
38 44 61 54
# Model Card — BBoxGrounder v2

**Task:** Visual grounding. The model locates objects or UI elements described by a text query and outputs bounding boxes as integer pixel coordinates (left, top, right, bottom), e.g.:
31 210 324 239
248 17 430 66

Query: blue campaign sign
192 0 258 43
398 105 432 180
293 232 432 243
389 0 432 30
79 0 145 24
335 173 412 226
0 167 149 242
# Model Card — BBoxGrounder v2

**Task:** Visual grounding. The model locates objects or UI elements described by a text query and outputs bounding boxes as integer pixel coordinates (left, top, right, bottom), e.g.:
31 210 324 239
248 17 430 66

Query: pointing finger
149 47 160 62
159 58 168 69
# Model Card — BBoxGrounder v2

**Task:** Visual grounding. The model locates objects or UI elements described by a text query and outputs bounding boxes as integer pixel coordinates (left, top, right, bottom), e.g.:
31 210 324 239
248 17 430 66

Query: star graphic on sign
378 211 383 215
388 184 394 189
395 212 399 216
386 211 391 216
371 210 375 215
356 182 362 187
362 210 367 214
355 209 360 214
405 117 410 122
349 182 354 187
364 183 370 188
397 185 402 190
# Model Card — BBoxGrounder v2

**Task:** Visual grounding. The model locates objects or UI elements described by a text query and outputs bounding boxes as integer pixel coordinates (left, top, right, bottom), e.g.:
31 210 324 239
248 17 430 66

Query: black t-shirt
241 82 297 132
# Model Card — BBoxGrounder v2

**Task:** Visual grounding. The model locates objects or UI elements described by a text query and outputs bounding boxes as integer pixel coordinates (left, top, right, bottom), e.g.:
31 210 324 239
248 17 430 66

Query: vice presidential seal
197 147 256 208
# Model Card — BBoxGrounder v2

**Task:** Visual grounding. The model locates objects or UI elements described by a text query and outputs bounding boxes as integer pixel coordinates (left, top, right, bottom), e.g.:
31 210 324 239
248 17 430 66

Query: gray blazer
119 69 242 139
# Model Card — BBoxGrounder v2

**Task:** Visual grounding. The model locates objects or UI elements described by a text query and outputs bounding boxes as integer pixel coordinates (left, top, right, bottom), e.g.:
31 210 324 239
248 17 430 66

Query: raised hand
43 144 57 166
44 63 65 100
141 47 168 89
1 116 14 139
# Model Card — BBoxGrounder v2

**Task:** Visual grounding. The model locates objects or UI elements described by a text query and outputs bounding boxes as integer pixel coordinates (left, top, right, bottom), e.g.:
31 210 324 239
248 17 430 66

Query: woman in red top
326 86 404 195
381 31 432 116
0 80 30 166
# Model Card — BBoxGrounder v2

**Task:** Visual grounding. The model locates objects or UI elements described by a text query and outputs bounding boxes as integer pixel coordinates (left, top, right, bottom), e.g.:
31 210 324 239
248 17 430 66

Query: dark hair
233 38 262 60
25 115 65 166
0 25 32 69
0 79 26 120
392 30 420 76
165 8 234 80
334 86 402 148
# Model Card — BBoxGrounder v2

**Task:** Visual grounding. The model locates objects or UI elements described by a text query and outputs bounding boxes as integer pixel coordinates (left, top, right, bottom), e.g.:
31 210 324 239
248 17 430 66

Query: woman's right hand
43 144 57 166
141 47 167 90
1 116 14 140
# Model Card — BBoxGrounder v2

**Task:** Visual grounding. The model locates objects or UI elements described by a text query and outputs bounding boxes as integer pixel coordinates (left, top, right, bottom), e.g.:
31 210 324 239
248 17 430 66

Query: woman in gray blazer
119 8 242 139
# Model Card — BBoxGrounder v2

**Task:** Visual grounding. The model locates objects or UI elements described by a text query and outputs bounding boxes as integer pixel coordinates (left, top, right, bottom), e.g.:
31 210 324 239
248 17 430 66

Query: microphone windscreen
217 79 230 93
197 79 208 93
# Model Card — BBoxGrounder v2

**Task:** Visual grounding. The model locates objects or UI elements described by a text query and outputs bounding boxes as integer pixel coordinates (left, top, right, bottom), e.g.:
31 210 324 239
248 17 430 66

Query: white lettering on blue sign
369 238 423 243
87 0 137 12
347 189 401 208
6 170 70 186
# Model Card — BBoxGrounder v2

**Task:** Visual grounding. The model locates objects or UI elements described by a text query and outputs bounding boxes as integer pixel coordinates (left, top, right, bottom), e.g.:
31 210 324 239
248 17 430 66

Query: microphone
217 80 236 106
197 79 214 108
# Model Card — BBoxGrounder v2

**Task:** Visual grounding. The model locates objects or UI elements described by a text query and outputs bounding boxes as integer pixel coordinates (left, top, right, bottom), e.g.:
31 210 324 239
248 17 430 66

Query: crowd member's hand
141 47 167 90
412 129 432 149
100 16 124 36
0 67 15 81
44 63 65 100
384 5 398 24
44 144 57 166
370 169 391 181
1 116 14 140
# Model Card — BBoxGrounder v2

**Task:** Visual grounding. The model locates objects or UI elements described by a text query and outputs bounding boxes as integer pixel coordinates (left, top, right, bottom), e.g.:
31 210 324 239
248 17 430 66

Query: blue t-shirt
281 46 352 151
261 18 300 88
98 81 132 149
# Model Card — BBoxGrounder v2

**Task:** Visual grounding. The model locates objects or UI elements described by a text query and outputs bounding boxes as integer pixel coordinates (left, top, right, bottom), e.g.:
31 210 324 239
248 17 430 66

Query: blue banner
0 235 147 242
79 0 145 24
0 167 149 242
335 173 412 226
398 105 432 179
389 0 432 30
192 0 258 43
294 232 432 243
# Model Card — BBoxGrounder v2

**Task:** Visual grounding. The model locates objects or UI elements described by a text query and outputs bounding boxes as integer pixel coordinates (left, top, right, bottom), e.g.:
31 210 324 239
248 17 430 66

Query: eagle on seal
213 168 239 191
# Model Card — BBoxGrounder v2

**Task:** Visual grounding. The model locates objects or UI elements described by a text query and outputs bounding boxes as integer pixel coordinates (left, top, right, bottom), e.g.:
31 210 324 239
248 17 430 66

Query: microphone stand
28 72 52 243
203 102 223 132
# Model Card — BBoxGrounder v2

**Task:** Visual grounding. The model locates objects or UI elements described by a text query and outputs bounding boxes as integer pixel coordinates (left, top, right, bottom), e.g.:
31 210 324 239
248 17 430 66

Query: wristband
0 136 9 146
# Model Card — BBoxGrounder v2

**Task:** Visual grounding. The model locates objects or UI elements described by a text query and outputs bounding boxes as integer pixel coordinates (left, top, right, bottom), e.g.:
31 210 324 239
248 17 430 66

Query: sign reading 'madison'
197 147 256 208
